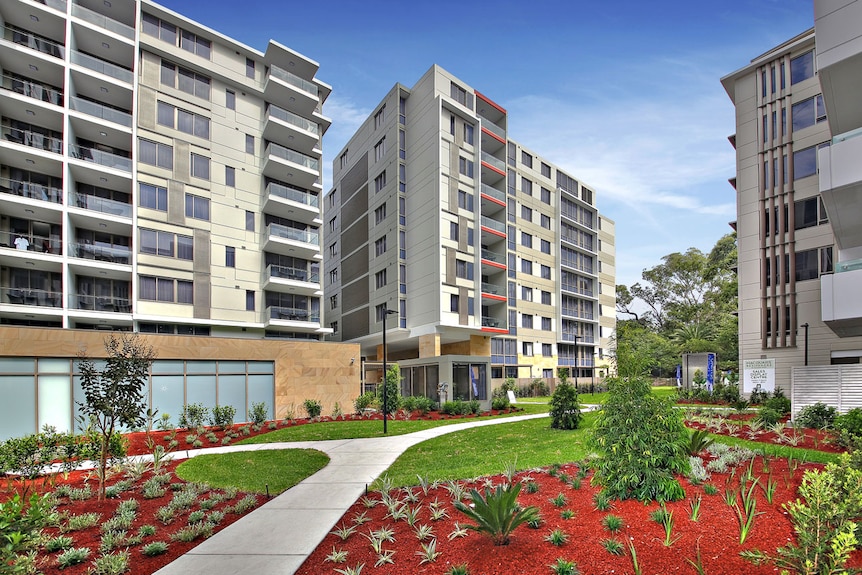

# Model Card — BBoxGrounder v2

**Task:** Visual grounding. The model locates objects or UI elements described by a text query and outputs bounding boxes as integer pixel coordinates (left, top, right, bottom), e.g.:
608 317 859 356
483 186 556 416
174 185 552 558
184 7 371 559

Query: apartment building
325 65 615 403
0 0 359 439
721 0 862 409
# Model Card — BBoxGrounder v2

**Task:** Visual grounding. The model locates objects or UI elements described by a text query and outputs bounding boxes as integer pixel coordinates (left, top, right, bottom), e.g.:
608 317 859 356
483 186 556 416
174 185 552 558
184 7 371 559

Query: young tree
77 334 155 499
377 364 401 416
549 368 581 430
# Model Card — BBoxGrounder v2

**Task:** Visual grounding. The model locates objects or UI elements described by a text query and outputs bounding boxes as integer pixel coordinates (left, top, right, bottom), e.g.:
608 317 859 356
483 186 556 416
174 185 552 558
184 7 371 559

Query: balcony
0 176 62 203
1 124 63 154
72 191 132 218
819 129 862 251
0 230 61 255
481 248 505 264
263 264 321 295
70 50 133 84
69 143 132 172
481 151 506 174
263 104 319 154
69 242 131 264
1 286 61 307
262 142 320 189
70 293 131 313
0 74 63 106
481 316 501 328
480 216 505 235
265 305 319 325
263 181 320 224
69 96 132 128
815 1 862 135
1 25 64 59
264 65 319 116
264 223 320 259
70 2 135 40
480 183 505 204
822 263 862 337
39 0 68 11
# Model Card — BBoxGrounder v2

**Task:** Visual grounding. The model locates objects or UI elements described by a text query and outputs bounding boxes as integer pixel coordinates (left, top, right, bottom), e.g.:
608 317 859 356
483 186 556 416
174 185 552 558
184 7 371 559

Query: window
330 295 338 309
541 290 551 305
522 315 533 329
541 317 552 331
400 264 406 294
541 162 551 178
245 134 254 154
139 139 173 169
374 106 385 129
457 190 474 211
521 259 533 274
140 183 167 211
450 221 459 241
540 214 551 229
399 130 406 159
821 246 834 273
329 269 338 284
793 145 819 180
177 280 193 304
140 229 174 257
450 82 471 108
541 264 551 279
521 177 532 196
399 96 406 124
541 187 551 204
522 286 533 301
458 157 474 178
794 197 823 230
139 276 192 304
226 89 235 110
399 196 406 225
190 153 210 179
374 171 387 193
180 29 211 59
245 290 255 311
160 60 210 100
142 13 176 44
375 203 387 224
541 239 551 254
329 243 338 257
184 194 209 220
329 217 337 232
245 57 255 79
795 248 821 281
340 151 349 169
450 294 459 312
792 95 827 132
542 343 552 357
245 211 255 231
521 205 532 222
375 269 387 289
225 166 235 187
157 101 210 138
375 236 387 256
455 259 474 280
790 50 814 85
521 232 532 248
374 138 386 161
521 151 533 168
177 235 193 260
225 246 235 268
464 123 474 145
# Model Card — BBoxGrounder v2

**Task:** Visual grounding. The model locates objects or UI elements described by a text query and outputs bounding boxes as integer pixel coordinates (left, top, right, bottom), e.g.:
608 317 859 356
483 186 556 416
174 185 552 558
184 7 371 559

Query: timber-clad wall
0 327 361 418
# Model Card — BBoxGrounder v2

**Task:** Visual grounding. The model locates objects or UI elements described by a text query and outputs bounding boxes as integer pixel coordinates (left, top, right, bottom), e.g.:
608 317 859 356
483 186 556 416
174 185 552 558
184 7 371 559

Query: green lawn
175 448 329 494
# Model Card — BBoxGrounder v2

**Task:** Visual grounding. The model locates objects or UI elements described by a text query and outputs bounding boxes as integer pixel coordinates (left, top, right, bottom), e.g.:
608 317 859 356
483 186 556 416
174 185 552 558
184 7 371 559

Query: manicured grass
519 385 676 406
703 433 840 465
377 412 598 488
175 449 328 494
237 405 549 444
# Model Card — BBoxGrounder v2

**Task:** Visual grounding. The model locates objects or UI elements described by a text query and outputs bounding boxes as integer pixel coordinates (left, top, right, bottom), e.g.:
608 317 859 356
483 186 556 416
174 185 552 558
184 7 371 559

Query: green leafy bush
549 369 581 430
491 386 510 411
687 429 715 456
835 408 862 448
179 403 209 430
764 388 791 415
209 405 236 429
250 402 269 424
453 482 540 545
377 364 402 416
303 399 322 419
591 376 689 502
796 402 838 429
441 400 472 416
401 396 435 415
353 392 377 414
755 407 781 427
0 493 56 568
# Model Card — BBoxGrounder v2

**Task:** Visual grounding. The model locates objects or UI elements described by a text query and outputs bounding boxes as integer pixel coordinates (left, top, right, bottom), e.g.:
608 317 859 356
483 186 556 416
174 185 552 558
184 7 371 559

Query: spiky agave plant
452 482 540 545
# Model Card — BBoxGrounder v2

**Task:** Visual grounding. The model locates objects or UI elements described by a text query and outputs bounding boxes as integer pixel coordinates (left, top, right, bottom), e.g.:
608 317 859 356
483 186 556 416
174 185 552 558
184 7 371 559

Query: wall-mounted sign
743 358 776 393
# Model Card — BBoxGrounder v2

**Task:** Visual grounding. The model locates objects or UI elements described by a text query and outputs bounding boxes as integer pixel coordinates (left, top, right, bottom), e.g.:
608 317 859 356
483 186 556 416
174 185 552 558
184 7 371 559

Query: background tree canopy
616 232 738 375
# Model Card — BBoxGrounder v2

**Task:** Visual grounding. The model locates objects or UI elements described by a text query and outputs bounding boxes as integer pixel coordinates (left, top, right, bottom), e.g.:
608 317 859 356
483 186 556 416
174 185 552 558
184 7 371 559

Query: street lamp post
381 304 398 434
591 352 597 395
802 322 809 366
573 334 581 388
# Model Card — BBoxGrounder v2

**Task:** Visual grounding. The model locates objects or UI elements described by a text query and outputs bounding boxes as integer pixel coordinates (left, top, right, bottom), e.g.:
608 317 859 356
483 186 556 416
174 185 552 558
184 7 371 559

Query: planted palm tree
453 482 540 545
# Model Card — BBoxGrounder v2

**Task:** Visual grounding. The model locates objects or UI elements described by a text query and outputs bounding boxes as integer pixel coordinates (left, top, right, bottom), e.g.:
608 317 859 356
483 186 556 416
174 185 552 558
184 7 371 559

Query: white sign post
742 359 776 394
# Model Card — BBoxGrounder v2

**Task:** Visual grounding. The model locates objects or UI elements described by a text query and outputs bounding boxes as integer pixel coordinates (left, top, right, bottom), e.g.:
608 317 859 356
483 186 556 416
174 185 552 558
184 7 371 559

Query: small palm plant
453 482 540 545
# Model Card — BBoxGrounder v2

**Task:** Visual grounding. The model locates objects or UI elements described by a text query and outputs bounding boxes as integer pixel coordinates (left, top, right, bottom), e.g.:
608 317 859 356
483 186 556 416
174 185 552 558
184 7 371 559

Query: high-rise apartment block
722 0 862 409
325 65 615 401
0 0 359 440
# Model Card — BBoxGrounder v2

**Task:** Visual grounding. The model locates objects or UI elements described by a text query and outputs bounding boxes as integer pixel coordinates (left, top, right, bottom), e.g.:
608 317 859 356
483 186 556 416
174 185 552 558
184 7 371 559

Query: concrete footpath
153 413 549 575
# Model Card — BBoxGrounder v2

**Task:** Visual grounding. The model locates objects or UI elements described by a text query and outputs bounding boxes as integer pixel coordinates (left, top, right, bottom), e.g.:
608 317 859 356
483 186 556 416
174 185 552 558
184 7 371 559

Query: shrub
468 400 481 414
491 386 510 411
178 403 209 430
796 402 838 429
250 402 268 424
549 369 581 430
687 429 715 455
377 365 402 416
755 407 781 427
441 400 472 416
401 395 435 415
591 376 689 502
353 392 377 414
209 405 236 429
453 482 540 545
57 547 90 568
141 541 169 557
764 388 791 415
303 399 322 419
0 493 55 568
835 408 862 448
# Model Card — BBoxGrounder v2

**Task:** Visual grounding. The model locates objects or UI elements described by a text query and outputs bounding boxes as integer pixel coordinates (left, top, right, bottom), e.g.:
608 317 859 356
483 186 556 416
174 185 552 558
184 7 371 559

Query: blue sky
158 0 815 288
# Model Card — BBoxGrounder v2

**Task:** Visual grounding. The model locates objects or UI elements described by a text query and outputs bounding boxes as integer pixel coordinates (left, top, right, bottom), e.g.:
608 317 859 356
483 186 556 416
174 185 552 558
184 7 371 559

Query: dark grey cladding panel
343 275 369 312
342 184 368 227
342 244 368 285
343 307 369 341
341 151 369 202
341 214 368 256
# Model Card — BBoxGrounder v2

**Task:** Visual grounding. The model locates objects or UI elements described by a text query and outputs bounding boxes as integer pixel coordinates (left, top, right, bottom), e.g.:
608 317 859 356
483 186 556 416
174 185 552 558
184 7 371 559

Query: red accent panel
475 91 506 114
481 162 505 176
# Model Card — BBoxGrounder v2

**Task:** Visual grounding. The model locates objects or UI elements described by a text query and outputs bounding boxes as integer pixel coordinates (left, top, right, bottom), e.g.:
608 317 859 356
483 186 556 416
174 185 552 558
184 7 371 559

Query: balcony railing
267 223 319 245
561 259 594 275
38 0 68 10
70 242 131 264
267 305 319 322
480 183 505 203
266 264 319 283
561 308 594 320
71 2 135 40
70 50 133 84
481 151 506 172
480 216 505 233
481 282 501 295
0 177 62 203
1 125 63 154
2 287 62 307
560 283 594 297
0 74 63 105
69 96 132 127
268 104 319 135
561 233 594 252
482 119 505 140
482 316 501 328
266 181 319 207
561 333 595 343
71 293 131 312
266 142 319 172
268 66 318 97
836 258 862 273
481 248 505 262
2 25 64 59
1 230 61 253
69 144 132 172
73 192 132 218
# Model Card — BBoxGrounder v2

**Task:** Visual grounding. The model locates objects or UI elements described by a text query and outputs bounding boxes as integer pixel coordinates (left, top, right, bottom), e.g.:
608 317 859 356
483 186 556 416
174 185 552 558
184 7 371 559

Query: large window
790 51 814 85
160 60 210 100
794 197 828 230
455 259 474 280
184 193 210 220
791 95 826 132
793 145 821 180
458 157 474 178
139 139 173 169
190 153 210 180
139 276 193 303
375 236 387 256
144 14 210 59
139 183 167 211
157 101 210 138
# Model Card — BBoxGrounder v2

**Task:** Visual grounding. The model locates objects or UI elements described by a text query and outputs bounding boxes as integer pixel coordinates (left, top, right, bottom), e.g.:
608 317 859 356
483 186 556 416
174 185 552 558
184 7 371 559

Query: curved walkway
154 412 550 575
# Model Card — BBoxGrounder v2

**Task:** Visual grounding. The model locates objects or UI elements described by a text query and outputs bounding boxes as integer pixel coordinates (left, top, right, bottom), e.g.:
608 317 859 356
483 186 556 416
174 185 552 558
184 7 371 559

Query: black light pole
802 322 809 366
573 334 581 387
381 304 398 434
591 352 596 395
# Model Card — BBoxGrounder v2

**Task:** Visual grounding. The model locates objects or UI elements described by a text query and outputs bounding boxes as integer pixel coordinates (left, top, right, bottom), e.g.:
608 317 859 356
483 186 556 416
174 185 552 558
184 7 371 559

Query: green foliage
835 408 862 449
401 396 436 415
453 482 541 545
377 365 401 416
602 514 623 532
209 405 236 429
755 407 781 426
687 429 715 455
741 453 862 574
179 404 208 430
764 388 791 415
250 402 269 424
591 376 689 502
141 541 169 557
549 557 581 575
56 547 90 568
303 399 322 419
491 386 511 411
545 528 569 546
353 392 377 414
441 400 476 416
796 402 838 429
0 493 56 572
549 369 581 430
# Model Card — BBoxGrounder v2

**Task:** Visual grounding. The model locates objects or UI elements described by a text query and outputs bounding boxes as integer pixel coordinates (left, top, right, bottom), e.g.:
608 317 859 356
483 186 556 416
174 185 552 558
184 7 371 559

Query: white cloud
321 95 372 190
